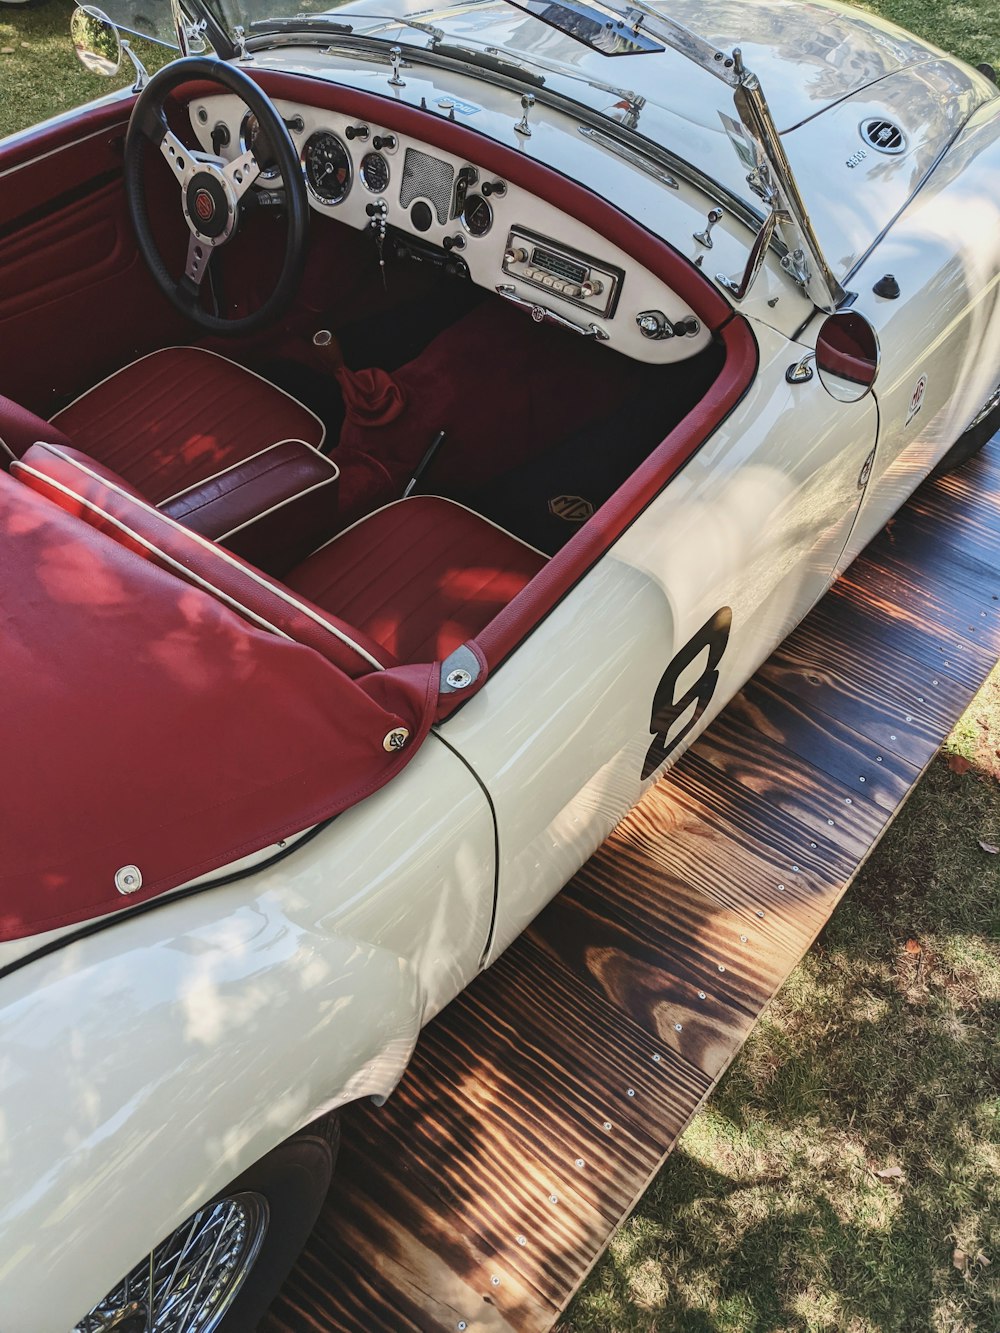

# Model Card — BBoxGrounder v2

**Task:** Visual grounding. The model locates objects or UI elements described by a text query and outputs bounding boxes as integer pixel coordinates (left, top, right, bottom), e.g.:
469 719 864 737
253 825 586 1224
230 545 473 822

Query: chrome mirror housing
815 311 880 402
71 5 122 77
71 4 150 89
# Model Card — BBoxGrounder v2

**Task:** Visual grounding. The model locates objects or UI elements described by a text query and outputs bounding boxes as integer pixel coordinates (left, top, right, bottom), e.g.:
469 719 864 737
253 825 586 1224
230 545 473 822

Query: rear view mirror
815 311 880 403
71 5 122 77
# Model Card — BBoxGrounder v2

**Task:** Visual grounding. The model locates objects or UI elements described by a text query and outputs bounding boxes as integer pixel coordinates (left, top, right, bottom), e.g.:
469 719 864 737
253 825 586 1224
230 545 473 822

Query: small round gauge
239 111 281 183
359 151 390 193
301 130 352 205
461 193 493 237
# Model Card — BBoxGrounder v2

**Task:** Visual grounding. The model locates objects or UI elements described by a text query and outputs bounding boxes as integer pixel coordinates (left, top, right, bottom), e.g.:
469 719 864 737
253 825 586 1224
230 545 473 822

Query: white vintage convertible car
1 0 999 1326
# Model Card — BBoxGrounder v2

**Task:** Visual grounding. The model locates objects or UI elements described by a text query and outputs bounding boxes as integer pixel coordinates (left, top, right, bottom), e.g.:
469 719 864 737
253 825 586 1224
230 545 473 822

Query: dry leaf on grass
975 1251 991 1267
1 47 15 54
953 1248 968 1271
874 1165 904 1180
947 754 972 774
977 840 999 854
904 939 922 955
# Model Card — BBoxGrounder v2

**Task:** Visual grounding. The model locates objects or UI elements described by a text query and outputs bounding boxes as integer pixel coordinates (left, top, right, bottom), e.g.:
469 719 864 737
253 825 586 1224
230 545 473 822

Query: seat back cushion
49 347 327 503
12 442 390 677
0 394 72 465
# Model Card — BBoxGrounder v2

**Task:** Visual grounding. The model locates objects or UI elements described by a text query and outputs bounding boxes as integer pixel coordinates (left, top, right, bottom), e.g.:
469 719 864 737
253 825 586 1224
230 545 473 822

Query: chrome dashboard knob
505 246 529 264
579 279 604 298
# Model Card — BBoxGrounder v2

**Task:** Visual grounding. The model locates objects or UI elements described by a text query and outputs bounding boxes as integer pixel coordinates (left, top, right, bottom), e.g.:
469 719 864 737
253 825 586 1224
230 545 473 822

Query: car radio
501 227 623 319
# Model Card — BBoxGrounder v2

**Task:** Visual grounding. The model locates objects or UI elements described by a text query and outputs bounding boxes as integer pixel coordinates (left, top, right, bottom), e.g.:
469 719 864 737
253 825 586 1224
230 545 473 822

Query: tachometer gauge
461 193 493 237
302 131 352 205
360 151 390 193
239 112 281 182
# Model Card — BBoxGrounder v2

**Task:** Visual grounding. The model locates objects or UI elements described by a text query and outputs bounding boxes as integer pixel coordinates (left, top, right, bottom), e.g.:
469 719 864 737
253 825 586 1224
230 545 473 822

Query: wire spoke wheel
73 1192 268 1333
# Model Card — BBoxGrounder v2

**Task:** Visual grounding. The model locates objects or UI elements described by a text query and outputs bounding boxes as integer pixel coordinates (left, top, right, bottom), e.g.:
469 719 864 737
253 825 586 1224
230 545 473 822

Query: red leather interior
331 300 655 524
13 442 387 677
0 469 438 942
468 316 759 693
50 347 326 503
0 396 71 464
160 439 340 575
287 497 546 664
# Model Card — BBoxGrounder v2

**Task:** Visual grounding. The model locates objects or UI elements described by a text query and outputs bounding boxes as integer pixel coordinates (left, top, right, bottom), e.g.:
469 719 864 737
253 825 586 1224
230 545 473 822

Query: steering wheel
124 58 309 335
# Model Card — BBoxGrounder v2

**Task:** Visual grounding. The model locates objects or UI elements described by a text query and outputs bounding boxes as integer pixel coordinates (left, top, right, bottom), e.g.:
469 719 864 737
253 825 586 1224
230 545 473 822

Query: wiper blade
432 42 545 86
249 15 353 35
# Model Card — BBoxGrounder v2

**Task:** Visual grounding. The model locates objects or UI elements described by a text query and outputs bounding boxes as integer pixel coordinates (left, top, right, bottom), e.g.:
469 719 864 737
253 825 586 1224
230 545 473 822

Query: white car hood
335 0 997 278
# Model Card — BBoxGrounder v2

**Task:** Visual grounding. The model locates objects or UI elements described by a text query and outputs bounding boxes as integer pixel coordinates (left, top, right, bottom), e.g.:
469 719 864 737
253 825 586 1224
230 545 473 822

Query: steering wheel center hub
185 171 232 241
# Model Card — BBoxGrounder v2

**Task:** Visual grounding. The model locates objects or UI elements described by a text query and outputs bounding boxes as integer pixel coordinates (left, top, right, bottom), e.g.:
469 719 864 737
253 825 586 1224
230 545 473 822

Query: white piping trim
50 346 328 453
0 112 131 182
0 433 15 464
11 462 292 643
304 495 551 563
21 443 386 671
158 437 338 507
218 472 340 542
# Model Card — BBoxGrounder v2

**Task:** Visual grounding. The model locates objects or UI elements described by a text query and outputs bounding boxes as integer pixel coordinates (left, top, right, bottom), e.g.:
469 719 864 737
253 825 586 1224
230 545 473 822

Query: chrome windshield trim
245 35 772 240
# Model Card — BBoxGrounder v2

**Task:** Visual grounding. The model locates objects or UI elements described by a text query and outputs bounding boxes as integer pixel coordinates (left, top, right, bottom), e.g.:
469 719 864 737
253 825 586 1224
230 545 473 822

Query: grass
3 4 999 1330
0 0 164 141
565 673 1000 1331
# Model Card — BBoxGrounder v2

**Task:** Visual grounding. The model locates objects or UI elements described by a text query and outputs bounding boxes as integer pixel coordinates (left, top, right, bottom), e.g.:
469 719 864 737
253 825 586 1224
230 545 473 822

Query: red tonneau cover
0 474 437 941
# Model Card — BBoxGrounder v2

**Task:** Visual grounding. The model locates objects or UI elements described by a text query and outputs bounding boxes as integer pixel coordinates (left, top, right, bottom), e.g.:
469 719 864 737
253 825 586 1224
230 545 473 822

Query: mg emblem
548 495 595 522
194 189 216 223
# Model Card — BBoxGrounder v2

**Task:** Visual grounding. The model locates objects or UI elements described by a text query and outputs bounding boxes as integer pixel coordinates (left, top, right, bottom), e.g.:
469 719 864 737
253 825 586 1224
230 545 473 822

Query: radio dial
579 278 604 298
505 246 529 264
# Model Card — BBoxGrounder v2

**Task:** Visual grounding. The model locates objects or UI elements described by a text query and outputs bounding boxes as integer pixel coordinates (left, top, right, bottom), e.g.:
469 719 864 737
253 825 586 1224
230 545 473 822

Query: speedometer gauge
360 152 390 193
461 193 493 237
301 131 352 205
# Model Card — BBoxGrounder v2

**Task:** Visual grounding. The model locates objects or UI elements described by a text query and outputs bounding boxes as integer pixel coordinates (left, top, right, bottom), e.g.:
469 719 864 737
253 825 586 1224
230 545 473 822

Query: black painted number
642 607 733 780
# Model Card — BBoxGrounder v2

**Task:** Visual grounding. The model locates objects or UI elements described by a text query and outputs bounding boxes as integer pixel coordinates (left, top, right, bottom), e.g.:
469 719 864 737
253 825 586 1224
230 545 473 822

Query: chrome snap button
383 727 410 752
446 668 473 689
115 865 143 895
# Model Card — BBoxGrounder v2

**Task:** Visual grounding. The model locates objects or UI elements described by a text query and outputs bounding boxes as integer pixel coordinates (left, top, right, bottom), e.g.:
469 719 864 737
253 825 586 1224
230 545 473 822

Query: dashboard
190 93 711 364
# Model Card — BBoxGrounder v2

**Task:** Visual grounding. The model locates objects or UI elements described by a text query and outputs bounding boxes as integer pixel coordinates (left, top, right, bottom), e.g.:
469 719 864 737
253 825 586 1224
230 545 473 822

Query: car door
441 313 877 961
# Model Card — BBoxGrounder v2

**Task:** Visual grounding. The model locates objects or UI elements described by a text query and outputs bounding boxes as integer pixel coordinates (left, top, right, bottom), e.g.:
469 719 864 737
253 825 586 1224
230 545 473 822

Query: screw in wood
516 1235 527 1246
491 1275 501 1286
575 1158 585 1168
674 1023 683 1032
626 1088 635 1097
718 964 727 972
739 935 748 944
652 1053 662 1063
698 991 707 999
603 1121 613 1131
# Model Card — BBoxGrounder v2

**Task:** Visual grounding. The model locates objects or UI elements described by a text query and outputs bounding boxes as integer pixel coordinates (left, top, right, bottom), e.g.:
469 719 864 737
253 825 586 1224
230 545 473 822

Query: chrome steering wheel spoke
184 231 213 287
159 128 199 193
223 147 262 202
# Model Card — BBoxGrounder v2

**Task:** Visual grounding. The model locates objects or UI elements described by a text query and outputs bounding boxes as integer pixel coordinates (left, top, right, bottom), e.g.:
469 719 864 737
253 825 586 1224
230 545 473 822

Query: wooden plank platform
264 436 1000 1333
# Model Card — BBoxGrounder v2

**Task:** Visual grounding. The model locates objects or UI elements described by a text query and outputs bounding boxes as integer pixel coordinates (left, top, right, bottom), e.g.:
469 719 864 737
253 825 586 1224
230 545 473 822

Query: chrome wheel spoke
72 1193 268 1333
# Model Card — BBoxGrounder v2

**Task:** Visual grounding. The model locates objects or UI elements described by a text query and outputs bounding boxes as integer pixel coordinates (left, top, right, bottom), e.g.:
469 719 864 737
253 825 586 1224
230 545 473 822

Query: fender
0 736 496 1333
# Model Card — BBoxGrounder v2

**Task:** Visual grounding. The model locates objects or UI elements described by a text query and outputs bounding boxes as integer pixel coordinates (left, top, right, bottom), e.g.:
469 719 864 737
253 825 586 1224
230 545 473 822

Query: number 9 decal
642 607 733 780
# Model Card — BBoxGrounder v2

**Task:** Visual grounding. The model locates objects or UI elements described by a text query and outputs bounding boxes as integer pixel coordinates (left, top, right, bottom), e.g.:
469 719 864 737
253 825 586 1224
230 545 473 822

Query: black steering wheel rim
124 57 309 335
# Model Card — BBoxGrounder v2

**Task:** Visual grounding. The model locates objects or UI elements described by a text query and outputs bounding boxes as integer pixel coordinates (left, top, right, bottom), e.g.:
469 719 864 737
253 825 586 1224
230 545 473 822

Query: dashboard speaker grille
400 148 454 224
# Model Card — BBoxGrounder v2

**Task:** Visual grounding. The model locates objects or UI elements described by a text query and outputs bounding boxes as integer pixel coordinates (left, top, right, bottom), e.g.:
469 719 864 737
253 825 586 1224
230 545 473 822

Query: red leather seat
14 443 546 670
287 497 547 664
47 347 326 504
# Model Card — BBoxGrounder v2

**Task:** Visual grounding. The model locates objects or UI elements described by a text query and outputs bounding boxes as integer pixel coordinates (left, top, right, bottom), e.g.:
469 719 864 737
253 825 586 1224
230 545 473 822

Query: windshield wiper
249 15 354 35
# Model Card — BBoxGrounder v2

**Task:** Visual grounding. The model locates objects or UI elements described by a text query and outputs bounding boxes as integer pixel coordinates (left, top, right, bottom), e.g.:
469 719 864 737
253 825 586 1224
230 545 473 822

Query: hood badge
860 118 907 155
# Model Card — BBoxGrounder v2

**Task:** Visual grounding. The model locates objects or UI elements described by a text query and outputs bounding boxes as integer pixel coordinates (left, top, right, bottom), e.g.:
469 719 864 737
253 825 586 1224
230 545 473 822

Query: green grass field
3 4 999 1330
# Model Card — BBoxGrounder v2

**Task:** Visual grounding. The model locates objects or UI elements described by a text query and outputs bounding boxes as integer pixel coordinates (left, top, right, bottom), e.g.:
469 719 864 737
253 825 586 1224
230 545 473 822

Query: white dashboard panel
190 93 712 364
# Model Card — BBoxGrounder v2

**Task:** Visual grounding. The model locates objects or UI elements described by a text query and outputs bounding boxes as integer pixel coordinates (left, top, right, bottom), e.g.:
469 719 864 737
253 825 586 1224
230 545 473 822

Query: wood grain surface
263 436 1000 1333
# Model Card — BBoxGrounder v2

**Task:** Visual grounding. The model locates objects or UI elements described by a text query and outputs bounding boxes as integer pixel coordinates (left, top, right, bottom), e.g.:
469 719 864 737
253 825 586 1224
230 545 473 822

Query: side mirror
71 5 122 77
815 311 880 403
